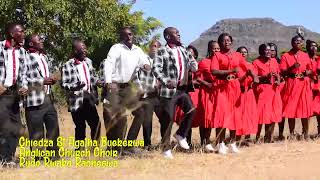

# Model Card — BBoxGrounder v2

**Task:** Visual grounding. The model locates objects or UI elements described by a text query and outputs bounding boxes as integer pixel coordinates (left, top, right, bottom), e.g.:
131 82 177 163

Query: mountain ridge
190 18 320 58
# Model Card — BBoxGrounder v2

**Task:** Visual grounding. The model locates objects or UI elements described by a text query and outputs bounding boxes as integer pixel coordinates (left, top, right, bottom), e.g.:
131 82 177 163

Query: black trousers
0 95 21 162
25 96 60 155
71 96 101 141
127 95 160 146
159 90 195 151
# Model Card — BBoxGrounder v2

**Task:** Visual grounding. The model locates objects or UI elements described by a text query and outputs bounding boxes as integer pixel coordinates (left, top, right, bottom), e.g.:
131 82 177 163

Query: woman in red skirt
237 63 259 139
280 35 313 140
196 40 220 152
253 44 282 143
269 43 287 141
235 46 259 145
210 33 258 154
306 40 320 136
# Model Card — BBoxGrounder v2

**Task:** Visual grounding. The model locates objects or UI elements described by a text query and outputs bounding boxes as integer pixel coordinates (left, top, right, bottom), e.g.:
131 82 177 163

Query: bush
51 82 67 107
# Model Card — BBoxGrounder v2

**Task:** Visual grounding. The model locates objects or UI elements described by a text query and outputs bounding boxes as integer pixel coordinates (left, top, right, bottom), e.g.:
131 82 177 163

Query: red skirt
282 78 313 118
313 94 320 115
213 80 241 130
255 84 282 124
236 89 258 135
196 85 215 128
312 81 320 115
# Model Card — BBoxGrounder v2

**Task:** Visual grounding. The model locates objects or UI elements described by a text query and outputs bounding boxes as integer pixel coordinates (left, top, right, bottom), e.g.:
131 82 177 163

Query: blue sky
132 0 320 45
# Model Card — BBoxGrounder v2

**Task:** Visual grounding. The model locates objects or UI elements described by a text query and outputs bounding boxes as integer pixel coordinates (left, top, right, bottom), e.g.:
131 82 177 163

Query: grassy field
1 105 320 180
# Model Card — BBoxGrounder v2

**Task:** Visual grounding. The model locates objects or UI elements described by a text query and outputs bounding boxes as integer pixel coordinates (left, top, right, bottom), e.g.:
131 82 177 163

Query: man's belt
118 83 130 89
177 85 188 91
146 91 158 98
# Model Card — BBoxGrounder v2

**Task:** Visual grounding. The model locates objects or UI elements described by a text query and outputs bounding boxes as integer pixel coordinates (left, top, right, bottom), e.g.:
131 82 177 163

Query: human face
239 48 248 58
168 28 181 45
221 35 232 51
309 42 318 55
292 37 303 50
269 46 276 58
263 46 271 59
74 41 88 60
149 41 160 57
120 28 133 48
12 25 25 44
187 48 196 58
212 42 220 53
31 35 44 50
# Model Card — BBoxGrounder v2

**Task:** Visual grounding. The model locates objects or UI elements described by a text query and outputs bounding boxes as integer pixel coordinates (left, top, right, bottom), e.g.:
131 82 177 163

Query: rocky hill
190 18 320 58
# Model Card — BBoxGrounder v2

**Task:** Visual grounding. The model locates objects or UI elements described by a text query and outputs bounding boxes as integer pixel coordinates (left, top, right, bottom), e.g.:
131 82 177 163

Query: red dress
311 56 320 115
253 58 282 124
236 63 258 135
280 50 313 118
196 58 215 128
210 51 248 130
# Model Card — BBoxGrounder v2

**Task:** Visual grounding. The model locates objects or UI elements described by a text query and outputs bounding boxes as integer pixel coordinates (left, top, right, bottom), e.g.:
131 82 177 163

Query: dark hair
118 26 133 41
163 27 175 40
206 40 217 58
236 46 248 54
24 34 37 50
306 39 318 52
119 26 132 35
5 22 22 38
258 44 268 56
217 33 233 48
187 45 198 59
291 34 304 45
72 38 83 50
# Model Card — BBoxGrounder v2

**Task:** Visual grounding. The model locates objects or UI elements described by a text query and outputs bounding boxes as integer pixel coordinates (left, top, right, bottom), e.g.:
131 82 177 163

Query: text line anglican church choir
0 22 320 167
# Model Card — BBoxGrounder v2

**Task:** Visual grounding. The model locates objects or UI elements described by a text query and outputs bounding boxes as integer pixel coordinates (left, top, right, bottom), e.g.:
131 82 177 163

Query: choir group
0 22 319 166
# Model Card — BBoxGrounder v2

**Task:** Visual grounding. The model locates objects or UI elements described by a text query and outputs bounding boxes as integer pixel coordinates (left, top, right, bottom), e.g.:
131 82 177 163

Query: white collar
121 43 138 50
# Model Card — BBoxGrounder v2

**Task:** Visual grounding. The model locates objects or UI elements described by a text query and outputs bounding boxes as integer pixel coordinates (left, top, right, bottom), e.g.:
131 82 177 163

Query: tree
0 0 162 68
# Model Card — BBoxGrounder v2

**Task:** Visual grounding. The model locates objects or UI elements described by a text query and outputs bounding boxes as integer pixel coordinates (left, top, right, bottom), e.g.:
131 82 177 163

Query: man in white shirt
0 23 28 166
103 26 150 155
24 34 60 160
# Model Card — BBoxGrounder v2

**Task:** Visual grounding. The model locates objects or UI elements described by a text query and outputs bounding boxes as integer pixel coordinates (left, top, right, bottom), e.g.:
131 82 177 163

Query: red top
210 51 249 77
280 50 312 73
196 58 214 82
253 57 280 84
253 57 280 75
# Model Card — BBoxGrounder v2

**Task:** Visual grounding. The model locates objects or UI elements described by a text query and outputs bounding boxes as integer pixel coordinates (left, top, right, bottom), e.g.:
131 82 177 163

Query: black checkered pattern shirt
152 45 198 98
61 58 98 112
25 52 53 107
0 40 28 89
132 56 156 98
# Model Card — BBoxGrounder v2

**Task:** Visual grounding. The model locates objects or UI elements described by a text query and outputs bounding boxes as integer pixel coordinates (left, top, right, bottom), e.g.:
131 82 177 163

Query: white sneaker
230 142 240 153
163 150 174 159
174 134 190 150
218 142 228 155
204 144 215 153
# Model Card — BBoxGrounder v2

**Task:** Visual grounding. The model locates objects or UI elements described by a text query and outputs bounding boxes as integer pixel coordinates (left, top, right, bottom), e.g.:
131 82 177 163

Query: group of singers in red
177 33 320 154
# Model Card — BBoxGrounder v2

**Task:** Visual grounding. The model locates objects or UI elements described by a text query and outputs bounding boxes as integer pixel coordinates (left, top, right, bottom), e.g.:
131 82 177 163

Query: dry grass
1 105 320 180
